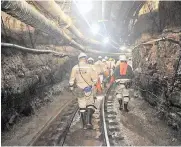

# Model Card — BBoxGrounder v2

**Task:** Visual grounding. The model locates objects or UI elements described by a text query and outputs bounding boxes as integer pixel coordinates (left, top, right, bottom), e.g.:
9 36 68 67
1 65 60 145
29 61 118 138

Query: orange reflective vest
120 62 128 75
96 77 102 93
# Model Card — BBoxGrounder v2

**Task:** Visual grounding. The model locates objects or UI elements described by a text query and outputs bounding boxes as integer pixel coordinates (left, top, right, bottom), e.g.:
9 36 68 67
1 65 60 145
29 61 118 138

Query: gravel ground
1 91 74 146
115 91 181 146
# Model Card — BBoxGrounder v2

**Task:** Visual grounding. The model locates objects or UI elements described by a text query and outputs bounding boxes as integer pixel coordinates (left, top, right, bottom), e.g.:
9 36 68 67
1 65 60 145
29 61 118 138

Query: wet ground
63 111 102 146
1 91 74 146
2 89 181 146
114 90 181 146
64 89 181 146
64 95 104 146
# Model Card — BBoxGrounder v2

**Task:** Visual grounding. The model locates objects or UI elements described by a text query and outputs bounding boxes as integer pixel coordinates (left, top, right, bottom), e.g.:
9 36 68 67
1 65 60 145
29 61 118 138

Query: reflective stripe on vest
120 62 128 75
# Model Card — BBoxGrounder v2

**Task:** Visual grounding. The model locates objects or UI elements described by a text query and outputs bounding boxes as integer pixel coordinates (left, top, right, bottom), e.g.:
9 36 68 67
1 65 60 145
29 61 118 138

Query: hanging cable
1 42 69 58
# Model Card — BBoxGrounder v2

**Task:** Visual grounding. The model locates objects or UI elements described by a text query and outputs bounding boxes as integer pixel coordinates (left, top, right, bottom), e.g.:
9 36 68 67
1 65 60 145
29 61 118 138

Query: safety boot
86 108 94 129
124 103 129 112
80 112 87 129
118 99 123 110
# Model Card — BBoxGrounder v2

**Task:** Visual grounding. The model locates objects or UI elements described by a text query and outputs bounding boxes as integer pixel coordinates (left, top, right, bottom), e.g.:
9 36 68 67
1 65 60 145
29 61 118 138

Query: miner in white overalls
69 53 97 129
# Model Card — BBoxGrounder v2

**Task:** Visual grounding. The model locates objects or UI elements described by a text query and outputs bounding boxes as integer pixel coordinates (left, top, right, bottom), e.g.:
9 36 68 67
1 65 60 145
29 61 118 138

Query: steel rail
29 99 78 146
101 85 114 147
28 99 76 146
102 96 110 147
59 106 79 146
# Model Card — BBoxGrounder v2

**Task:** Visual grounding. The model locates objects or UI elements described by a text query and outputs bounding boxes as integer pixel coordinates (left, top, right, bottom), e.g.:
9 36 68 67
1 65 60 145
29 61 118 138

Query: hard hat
88 57 94 61
105 56 108 60
109 58 113 61
102 59 106 62
119 55 127 61
98 56 102 59
78 52 87 60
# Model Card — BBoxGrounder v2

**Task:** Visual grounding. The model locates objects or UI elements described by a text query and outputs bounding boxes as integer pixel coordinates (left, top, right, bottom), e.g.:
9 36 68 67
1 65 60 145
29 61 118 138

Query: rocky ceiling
29 0 146 51
71 1 145 47
2 0 159 53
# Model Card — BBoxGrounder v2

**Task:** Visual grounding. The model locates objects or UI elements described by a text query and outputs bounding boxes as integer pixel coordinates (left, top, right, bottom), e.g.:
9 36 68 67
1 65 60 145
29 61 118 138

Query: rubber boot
118 99 123 110
124 103 129 112
80 112 87 129
86 108 94 129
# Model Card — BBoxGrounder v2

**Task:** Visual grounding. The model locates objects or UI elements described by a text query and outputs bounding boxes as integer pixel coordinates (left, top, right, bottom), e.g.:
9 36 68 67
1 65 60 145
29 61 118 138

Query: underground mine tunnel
1 0 181 146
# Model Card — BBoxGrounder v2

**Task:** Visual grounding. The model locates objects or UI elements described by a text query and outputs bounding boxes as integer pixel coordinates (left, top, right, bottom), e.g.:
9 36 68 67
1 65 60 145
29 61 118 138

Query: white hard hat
119 55 127 61
105 56 108 60
78 52 87 60
102 59 106 62
88 57 94 61
98 56 102 59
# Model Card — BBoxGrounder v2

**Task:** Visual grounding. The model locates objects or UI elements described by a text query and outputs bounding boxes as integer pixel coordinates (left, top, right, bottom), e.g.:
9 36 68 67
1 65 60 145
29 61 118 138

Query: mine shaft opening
1 0 181 146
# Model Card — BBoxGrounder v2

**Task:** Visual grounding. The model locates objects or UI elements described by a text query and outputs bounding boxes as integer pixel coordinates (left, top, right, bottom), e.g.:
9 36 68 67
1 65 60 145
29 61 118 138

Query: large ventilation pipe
1 0 85 51
34 0 101 46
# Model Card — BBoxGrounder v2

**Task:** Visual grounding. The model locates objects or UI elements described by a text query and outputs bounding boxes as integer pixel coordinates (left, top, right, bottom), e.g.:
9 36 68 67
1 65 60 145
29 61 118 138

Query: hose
1 0 85 52
34 0 101 46
1 42 68 57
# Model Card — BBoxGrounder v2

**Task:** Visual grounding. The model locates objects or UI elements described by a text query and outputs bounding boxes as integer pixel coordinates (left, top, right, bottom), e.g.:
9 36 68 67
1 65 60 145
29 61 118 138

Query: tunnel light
120 46 126 51
76 0 92 14
127 49 132 52
103 37 109 44
91 24 100 35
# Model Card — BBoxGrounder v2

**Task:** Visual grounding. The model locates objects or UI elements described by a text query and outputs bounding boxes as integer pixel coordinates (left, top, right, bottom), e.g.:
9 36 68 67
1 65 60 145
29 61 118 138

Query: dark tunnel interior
1 0 181 146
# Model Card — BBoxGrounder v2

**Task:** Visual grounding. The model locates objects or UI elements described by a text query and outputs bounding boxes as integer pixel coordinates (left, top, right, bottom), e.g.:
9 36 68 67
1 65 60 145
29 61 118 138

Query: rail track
28 98 78 146
28 85 123 146
102 85 125 146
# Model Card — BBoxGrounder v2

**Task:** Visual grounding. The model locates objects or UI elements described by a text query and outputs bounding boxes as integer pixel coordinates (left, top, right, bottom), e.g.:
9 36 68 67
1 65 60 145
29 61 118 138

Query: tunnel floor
1 91 74 146
63 110 102 146
1 89 181 146
114 91 181 146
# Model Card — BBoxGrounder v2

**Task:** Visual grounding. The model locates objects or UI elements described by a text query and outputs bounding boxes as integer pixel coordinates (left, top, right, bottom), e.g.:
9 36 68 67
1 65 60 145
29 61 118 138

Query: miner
113 55 134 112
69 53 97 129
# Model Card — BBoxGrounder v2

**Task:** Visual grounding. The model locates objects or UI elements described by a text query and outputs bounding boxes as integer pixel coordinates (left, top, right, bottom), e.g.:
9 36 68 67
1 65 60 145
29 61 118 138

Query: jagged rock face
133 37 181 132
1 11 79 131
132 1 181 133
159 1 181 30
1 47 76 131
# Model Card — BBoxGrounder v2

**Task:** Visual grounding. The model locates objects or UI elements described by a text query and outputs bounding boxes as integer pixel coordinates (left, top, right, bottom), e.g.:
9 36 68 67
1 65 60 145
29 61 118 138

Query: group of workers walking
69 52 134 129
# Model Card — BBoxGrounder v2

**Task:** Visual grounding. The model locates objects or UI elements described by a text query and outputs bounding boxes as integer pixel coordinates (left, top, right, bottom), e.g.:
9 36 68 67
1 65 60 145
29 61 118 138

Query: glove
125 80 132 88
115 79 121 83
69 85 74 91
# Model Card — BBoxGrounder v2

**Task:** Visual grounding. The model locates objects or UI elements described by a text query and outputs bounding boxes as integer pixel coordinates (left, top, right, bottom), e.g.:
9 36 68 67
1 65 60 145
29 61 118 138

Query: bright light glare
127 49 132 52
76 0 92 14
91 24 100 35
120 46 126 51
103 37 109 44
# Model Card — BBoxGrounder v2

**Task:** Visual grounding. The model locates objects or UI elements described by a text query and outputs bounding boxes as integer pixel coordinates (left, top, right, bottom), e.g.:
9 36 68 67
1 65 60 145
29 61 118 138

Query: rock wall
1 45 77 131
1 10 80 131
132 1 181 133
133 36 181 132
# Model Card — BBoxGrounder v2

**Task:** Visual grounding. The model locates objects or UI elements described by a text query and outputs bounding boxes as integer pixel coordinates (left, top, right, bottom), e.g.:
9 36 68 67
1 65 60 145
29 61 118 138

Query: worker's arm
127 65 134 79
113 65 120 80
90 66 97 85
69 66 76 87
